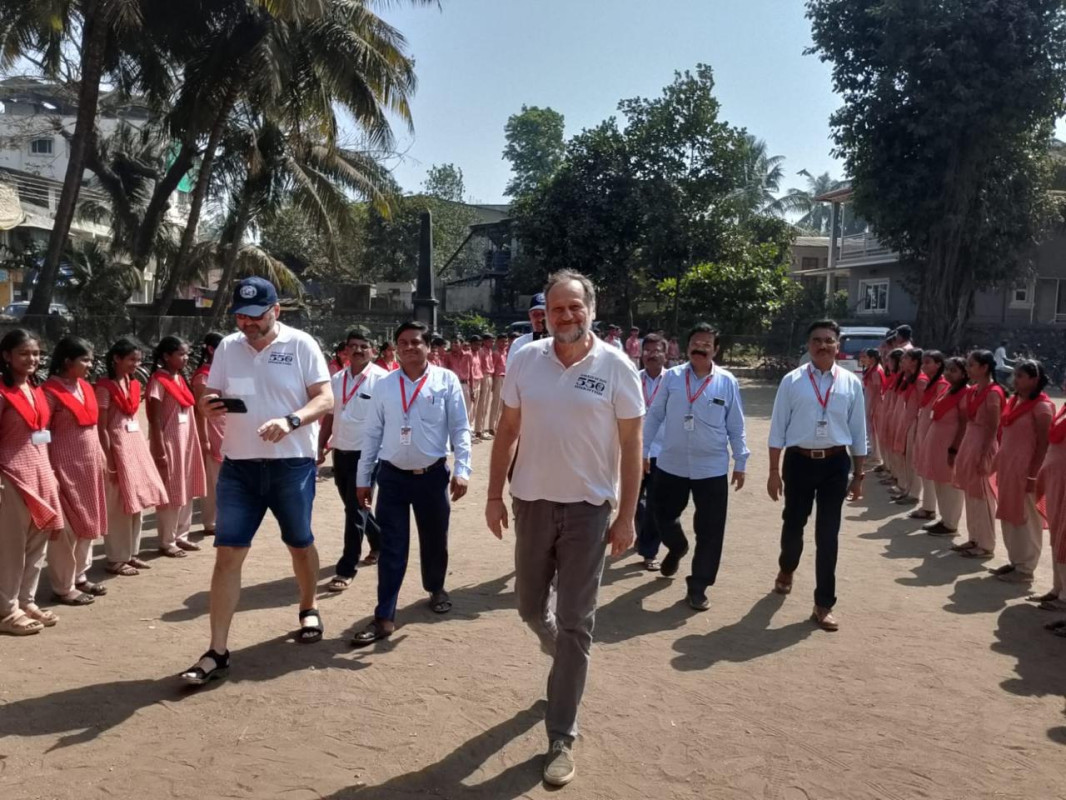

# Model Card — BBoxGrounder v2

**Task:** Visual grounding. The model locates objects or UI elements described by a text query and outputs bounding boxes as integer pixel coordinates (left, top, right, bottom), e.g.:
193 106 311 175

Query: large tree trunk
207 194 253 329
154 85 239 314
132 140 197 273
28 0 109 316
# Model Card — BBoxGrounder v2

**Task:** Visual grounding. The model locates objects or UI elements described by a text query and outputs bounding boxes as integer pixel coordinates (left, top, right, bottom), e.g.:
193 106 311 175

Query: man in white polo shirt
180 277 333 686
485 269 643 787
317 326 389 591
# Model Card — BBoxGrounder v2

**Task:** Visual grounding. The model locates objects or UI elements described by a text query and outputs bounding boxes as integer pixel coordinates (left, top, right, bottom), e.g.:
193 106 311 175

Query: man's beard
549 321 589 344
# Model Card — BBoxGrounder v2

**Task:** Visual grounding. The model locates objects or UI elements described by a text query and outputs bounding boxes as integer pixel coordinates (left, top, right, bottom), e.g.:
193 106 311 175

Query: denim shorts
215 458 317 548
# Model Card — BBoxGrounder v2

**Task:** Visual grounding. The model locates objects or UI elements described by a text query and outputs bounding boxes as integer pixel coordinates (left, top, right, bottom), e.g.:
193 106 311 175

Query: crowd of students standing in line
860 335 1066 634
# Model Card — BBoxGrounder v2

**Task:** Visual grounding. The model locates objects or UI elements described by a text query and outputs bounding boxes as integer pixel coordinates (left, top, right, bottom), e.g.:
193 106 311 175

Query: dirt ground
2 382 1065 800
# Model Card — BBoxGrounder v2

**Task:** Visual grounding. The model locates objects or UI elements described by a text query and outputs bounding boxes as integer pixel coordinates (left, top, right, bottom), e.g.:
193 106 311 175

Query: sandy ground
1 382 1065 800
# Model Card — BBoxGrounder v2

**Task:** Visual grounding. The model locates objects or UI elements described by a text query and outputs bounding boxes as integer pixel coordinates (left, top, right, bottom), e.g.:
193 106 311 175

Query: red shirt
470 349 484 381
452 352 473 381
493 348 507 377
478 347 494 377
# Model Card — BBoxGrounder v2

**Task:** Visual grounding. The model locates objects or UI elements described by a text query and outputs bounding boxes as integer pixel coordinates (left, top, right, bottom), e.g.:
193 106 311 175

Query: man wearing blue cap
506 292 548 370
180 277 334 686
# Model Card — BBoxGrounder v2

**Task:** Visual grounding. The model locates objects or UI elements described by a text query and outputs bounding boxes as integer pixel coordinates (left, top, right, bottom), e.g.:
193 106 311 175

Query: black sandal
75 581 108 596
429 591 452 614
352 619 393 648
180 649 230 686
297 608 323 644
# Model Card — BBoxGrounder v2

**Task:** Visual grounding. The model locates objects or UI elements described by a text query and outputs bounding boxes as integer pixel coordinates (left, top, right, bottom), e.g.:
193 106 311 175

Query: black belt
788 446 848 460
381 458 446 476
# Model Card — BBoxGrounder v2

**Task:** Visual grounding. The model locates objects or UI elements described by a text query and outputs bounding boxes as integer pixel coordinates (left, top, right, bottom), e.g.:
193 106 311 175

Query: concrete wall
445 281 492 314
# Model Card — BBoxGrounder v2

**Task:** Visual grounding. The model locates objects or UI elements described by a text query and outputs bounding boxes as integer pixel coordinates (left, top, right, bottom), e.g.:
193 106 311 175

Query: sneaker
544 740 576 786
659 547 687 578
687 592 710 611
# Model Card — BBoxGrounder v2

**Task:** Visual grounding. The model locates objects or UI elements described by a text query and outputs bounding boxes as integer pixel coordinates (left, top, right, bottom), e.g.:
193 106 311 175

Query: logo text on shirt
268 351 294 365
574 373 607 396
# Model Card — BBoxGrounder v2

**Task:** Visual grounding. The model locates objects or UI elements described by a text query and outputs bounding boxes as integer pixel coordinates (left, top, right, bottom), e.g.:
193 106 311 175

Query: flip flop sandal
76 581 108 596
159 547 188 558
361 552 379 567
991 564 1016 576
202 527 216 536
54 592 95 606
0 613 44 636
960 548 994 559
296 608 323 644
951 541 978 552
128 557 152 569
106 562 139 576
175 540 201 551
180 649 230 686
326 576 352 592
429 591 452 614
22 606 58 627
352 619 393 648
1043 619 1066 631
908 509 936 520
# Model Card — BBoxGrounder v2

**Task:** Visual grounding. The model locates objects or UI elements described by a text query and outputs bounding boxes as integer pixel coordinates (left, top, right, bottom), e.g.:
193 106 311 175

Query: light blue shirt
644 363 750 479
639 369 665 460
768 364 867 454
357 364 472 485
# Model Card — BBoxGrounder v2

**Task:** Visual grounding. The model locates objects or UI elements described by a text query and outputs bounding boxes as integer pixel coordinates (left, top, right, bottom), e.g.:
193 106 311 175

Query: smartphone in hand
212 397 249 413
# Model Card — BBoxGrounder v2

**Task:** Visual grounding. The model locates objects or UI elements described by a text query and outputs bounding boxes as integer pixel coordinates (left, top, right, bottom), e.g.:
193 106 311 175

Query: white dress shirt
356 364 472 485
643 363 750 479
768 364 867 454
328 362 389 452
639 368 665 460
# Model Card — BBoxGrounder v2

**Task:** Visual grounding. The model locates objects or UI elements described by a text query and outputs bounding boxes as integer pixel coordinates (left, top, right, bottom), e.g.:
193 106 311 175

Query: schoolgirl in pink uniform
192 332 225 536
888 349 927 505
860 349 886 467
1035 385 1066 626
877 349 904 486
907 350 948 521
917 357 968 537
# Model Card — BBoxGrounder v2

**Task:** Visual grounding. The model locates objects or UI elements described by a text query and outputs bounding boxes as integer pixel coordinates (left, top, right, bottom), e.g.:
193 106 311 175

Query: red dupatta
966 382 1005 422
1001 392 1051 428
150 371 194 408
0 381 49 430
920 377 948 409
932 387 967 421
96 377 141 417
43 377 98 426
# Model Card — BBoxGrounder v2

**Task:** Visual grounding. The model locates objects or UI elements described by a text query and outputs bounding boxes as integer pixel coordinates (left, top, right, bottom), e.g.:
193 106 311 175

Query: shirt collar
541 334 601 368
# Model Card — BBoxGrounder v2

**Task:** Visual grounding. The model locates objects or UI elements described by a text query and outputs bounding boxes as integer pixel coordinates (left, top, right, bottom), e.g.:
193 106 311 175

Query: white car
801 326 891 376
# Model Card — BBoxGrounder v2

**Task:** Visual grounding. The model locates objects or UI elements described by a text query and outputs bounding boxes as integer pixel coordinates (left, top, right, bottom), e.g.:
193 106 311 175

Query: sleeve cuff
734 456 750 472
454 465 472 480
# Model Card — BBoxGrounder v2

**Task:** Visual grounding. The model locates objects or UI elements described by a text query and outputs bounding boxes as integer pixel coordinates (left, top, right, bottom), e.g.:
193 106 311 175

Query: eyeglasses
235 310 269 322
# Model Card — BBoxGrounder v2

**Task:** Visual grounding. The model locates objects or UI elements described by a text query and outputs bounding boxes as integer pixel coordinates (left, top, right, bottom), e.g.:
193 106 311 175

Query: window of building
1009 281 1033 309
30 137 54 156
858 279 889 314
800 256 820 271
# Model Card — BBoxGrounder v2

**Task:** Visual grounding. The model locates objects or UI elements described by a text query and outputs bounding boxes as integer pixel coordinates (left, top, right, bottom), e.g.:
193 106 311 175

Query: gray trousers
512 498 611 744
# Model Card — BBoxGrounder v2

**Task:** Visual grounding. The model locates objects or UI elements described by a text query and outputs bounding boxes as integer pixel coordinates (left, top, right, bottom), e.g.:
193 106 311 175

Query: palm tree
729 134 788 219
777 170 842 234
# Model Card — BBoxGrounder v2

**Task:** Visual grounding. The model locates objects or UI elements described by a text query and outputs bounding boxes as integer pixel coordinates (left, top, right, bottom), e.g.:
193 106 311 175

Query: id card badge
31 430 52 446
125 420 141 432
400 425 413 446
177 412 189 424
683 414 695 432
815 420 829 439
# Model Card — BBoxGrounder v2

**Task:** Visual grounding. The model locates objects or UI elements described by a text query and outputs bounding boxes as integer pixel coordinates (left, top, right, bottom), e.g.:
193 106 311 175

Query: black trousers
779 448 850 609
653 467 729 595
332 449 381 578
634 457 662 559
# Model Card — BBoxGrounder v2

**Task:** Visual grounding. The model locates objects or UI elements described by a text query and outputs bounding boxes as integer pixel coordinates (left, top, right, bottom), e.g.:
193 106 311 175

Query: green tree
807 0 1066 344
502 105 565 198
728 134 787 219
423 163 465 202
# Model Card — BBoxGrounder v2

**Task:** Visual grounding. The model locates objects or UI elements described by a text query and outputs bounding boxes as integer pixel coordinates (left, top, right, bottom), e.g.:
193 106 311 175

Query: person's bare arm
485 404 520 538
1028 405 1053 494
258 380 333 443
607 416 643 556
146 396 166 461
767 446 784 500
192 377 210 455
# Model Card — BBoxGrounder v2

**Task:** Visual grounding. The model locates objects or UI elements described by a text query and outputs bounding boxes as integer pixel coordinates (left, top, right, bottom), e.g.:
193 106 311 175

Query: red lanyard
342 368 368 406
807 365 835 411
400 373 429 419
643 373 662 407
685 368 712 406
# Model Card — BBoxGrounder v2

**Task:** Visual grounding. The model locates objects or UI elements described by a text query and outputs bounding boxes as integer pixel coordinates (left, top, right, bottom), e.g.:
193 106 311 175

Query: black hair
106 337 144 379
430 336 446 347
333 341 346 356
197 332 223 370
898 348 924 390
1013 359 1050 400
968 349 999 386
394 321 428 340
886 348 904 374
151 335 188 374
896 325 913 341
0 328 41 387
943 357 969 395
468 334 482 343
806 319 841 338
346 326 373 344
686 322 719 343
863 348 883 367
49 336 94 378
642 332 666 351
921 349 946 385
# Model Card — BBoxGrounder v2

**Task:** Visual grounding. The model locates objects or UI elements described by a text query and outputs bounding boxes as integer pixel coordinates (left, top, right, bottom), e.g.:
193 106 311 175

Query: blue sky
371 0 846 204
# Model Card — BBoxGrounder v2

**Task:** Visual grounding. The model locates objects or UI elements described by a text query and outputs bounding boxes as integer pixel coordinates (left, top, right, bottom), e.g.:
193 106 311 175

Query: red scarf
899 373 921 401
1049 404 1066 445
43 377 98 426
966 382 1005 421
194 364 210 379
0 381 50 430
920 376 948 409
863 365 885 391
97 377 141 417
932 387 967 421
1001 392 1051 428
150 371 194 408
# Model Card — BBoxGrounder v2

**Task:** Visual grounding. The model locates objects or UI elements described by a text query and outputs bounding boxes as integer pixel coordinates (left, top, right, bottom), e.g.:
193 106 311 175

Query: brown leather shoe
811 605 839 632
773 570 793 595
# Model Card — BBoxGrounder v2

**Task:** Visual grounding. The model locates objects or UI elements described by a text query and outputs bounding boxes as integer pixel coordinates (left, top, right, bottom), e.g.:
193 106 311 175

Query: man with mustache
643 323 749 609
485 269 643 787
506 293 548 370
767 319 867 632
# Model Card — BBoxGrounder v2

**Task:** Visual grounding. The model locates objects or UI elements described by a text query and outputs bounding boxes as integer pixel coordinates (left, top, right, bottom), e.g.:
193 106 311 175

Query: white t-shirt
206 323 331 460
503 336 644 508
328 362 389 452
505 331 538 371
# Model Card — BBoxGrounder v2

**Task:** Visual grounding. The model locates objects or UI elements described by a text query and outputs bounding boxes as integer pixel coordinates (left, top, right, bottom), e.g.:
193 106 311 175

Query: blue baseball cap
229 277 278 316
529 293 546 312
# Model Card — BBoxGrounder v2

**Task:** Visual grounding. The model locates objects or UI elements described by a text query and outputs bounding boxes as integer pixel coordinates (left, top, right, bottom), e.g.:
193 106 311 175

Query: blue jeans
214 458 317 548
374 460 451 621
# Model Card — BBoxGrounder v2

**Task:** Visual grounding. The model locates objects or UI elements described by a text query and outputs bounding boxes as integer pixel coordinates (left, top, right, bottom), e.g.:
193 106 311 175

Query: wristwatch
286 414 302 430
